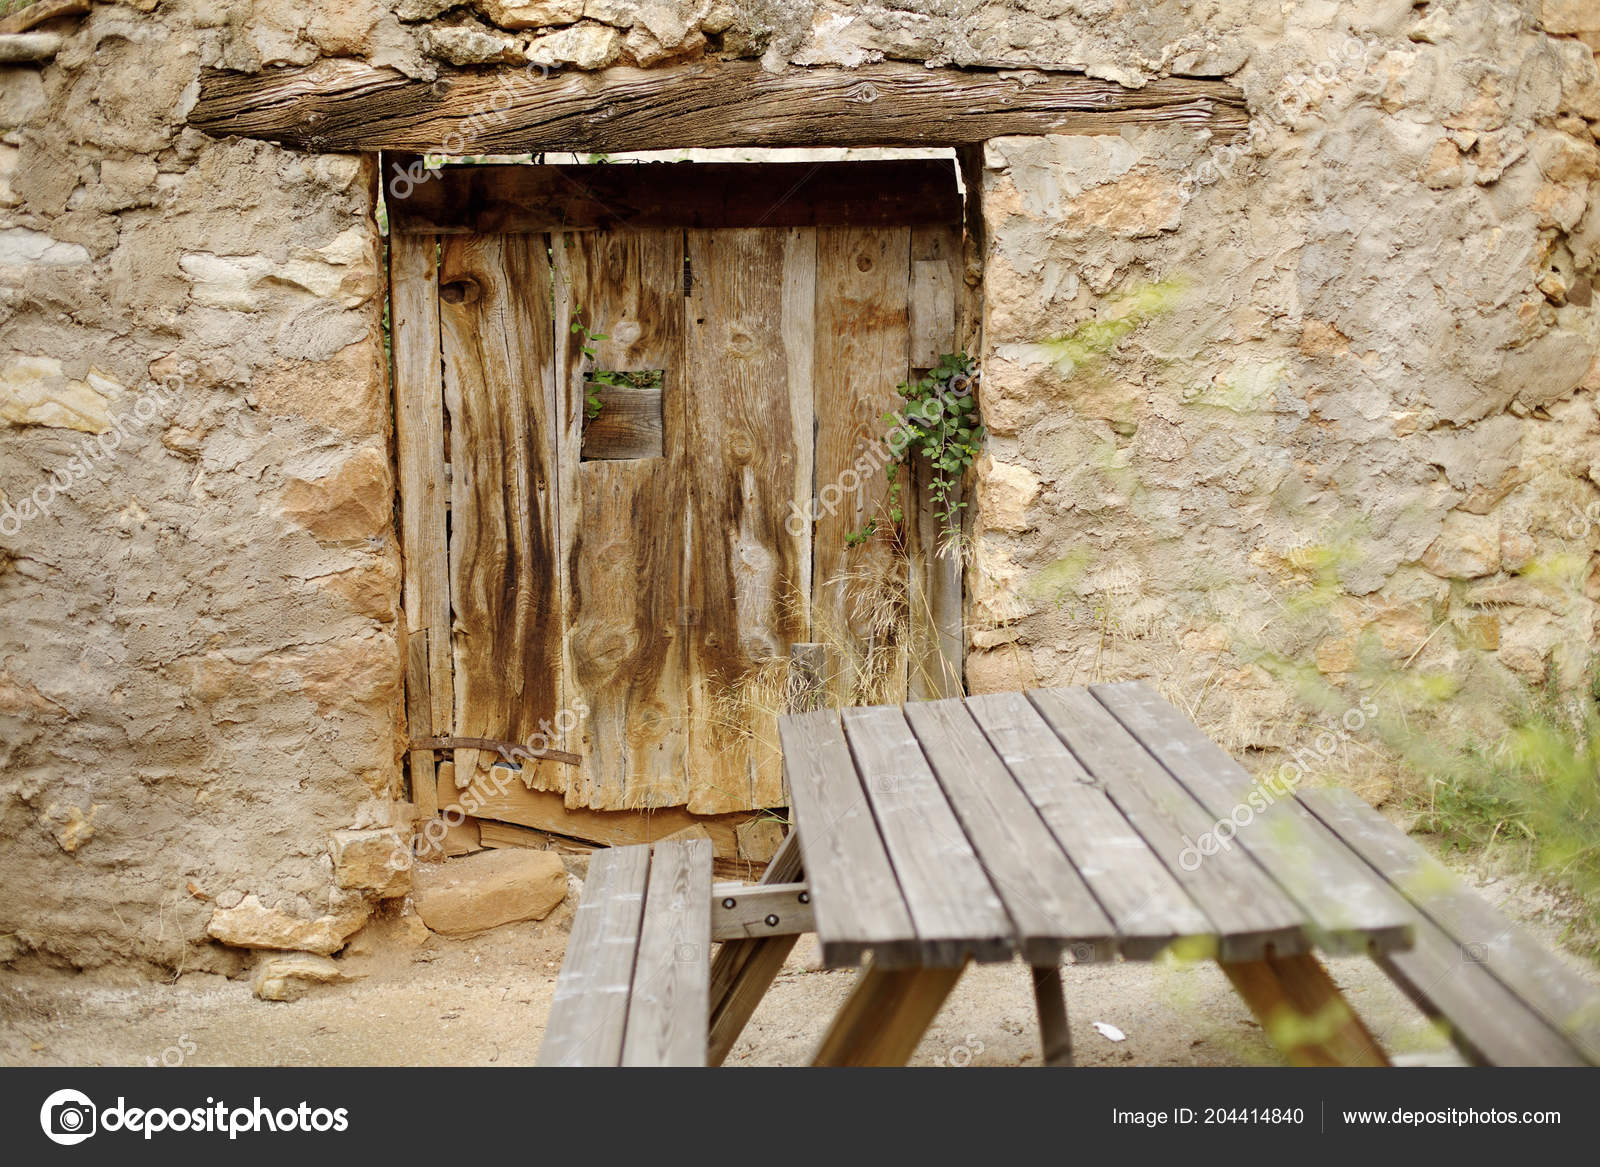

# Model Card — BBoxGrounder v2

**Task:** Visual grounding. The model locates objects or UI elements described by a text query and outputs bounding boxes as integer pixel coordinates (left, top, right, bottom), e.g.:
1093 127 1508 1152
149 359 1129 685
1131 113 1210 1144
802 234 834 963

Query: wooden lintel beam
189 58 1250 155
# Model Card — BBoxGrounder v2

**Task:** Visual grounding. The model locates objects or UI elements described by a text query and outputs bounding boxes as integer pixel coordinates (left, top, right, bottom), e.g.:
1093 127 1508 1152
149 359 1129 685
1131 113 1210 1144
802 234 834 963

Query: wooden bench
536 838 713 1067
1300 788 1600 1067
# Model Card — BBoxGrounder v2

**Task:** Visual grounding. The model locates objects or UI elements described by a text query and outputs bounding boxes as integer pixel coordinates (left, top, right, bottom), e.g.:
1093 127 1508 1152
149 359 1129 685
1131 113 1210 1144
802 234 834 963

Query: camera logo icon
40 1089 96 1146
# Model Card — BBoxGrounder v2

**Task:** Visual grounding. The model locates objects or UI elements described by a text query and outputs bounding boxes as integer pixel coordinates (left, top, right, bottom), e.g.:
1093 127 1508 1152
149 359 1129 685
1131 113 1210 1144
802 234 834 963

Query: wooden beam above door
385 159 963 234
189 58 1250 155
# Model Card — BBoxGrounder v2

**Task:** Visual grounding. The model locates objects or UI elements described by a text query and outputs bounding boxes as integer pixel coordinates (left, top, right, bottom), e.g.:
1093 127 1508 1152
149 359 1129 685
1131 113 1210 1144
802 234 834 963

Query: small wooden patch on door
582 378 665 460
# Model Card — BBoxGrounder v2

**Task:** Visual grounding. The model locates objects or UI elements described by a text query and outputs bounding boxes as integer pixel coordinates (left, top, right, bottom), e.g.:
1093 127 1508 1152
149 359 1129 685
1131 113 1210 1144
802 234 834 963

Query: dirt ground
2 853 1595 1068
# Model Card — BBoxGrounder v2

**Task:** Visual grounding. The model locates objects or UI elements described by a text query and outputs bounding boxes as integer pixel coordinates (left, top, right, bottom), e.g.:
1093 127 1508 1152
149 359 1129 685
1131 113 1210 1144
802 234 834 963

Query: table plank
904 698 1113 963
537 844 650 1066
622 838 713 1066
1027 687 1309 960
842 705 1015 964
778 709 919 966
1093 681 1415 955
1300 788 1600 1064
965 690 1214 959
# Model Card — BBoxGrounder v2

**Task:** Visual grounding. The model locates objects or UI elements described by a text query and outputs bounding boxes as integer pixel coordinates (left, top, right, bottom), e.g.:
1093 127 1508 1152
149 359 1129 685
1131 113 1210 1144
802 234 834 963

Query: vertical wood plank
553 229 688 811
907 224 964 700
402 630 438 820
439 234 563 792
812 226 912 698
390 233 453 816
682 227 812 814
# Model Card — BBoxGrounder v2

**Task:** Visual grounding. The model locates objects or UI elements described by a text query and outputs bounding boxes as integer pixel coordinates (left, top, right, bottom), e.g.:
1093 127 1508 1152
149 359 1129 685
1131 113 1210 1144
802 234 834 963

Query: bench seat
1301 789 1600 1066
537 838 713 1067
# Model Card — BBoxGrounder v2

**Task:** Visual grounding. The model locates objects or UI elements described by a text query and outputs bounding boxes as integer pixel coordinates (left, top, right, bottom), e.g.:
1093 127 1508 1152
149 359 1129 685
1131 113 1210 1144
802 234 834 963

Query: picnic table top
777 681 1417 969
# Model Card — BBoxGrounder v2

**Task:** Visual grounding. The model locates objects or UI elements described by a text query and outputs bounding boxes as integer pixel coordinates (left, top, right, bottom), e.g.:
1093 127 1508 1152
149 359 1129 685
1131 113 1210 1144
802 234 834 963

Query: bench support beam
707 830 803 1065
813 961 967 1067
1031 964 1074 1067
1221 953 1389 1067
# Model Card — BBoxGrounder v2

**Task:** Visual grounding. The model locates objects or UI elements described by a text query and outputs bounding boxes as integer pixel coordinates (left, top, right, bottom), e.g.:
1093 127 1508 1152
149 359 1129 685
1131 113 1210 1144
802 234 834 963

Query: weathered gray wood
388 159 963 234
903 698 1112 964
707 828 803 1065
1300 788 1600 1064
389 233 454 741
1375 910 1588 1066
0 32 61 61
190 59 1250 154
580 384 663 461
841 705 1013 965
710 882 814 941
1026 687 1309 961
965 690 1212 959
537 844 650 1067
1093 681 1415 956
778 709 919 967
621 838 713 1066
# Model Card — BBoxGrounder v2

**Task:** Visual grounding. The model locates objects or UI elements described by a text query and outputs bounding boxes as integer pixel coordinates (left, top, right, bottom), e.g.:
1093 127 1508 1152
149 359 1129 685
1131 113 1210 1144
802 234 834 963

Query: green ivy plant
570 311 664 421
848 352 984 549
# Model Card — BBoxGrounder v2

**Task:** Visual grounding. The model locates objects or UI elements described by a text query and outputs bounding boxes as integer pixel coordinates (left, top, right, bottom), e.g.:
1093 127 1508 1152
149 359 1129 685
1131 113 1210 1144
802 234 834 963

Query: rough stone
477 0 584 29
412 848 568 935
330 828 411 898
525 21 624 69
1420 512 1502 580
251 952 346 1002
424 23 527 65
207 896 369 956
279 446 393 543
0 358 118 432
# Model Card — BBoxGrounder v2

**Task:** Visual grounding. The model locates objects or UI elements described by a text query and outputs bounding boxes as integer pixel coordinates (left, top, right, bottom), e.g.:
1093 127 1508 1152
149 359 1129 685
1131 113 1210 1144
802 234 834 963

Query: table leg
812 961 967 1067
706 830 804 1066
1220 953 1390 1066
1031 964 1073 1066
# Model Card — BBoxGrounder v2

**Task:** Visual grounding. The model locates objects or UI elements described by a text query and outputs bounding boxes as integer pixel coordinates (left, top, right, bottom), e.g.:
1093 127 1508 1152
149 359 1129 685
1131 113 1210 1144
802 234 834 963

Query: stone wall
0 0 1596 972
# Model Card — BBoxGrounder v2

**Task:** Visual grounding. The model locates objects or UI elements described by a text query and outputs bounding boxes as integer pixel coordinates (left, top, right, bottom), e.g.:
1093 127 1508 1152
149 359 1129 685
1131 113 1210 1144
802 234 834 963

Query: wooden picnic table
763 680 1417 1066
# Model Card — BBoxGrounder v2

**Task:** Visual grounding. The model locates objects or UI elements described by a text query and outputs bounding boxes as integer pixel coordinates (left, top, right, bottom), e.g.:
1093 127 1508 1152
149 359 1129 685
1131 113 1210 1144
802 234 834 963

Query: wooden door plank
811 961 967 1067
1220 954 1390 1067
1027 686 1309 960
402 630 438 821
390 232 454 802
537 843 650 1067
841 704 1014 964
903 698 1112 963
439 234 562 792
553 229 688 811
1093 681 1415 956
908 224 958 369
621 837 713 1066
964 690 1212 958
777 709 918 967
906 224 964 701
682 227 812 813
812 226 912 698
1300 787 1600 1063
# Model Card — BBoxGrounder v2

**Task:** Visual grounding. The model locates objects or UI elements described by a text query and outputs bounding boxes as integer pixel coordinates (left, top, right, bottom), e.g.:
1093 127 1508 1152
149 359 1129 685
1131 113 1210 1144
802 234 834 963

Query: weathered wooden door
390 159 969 851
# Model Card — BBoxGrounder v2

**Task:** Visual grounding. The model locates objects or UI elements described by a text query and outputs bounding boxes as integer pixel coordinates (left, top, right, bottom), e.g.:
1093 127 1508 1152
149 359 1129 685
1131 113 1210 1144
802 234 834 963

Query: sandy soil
2 853 1594 1068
